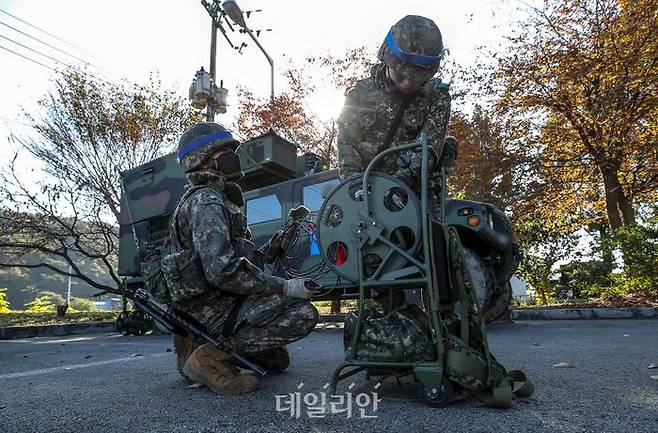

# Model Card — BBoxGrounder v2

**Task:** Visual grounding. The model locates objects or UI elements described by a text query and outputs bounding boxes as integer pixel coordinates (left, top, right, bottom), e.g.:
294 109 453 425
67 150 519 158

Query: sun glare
307 87 346 122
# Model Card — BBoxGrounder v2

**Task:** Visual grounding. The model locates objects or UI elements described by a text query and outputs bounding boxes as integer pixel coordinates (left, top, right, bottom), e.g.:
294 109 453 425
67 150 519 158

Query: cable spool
316 173 422 283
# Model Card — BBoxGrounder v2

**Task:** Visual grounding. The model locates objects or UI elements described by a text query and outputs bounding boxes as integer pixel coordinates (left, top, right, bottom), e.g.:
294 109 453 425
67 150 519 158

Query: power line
0 19 119 80
0 8 95 57
0 34 71 68
0 44 55 71
0 19 89 65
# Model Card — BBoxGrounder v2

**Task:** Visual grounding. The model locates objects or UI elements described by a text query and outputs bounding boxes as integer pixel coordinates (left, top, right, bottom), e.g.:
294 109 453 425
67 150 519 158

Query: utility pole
202 0 222 122
67 265 72 305
208 18 217 122
190 0 272 126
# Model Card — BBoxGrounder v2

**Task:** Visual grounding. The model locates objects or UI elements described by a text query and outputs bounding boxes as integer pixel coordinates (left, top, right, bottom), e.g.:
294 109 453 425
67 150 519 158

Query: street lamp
223 0 275 129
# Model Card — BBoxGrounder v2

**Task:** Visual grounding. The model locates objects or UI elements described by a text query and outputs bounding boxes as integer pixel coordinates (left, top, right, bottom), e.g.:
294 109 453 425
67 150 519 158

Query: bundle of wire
267 213 341 294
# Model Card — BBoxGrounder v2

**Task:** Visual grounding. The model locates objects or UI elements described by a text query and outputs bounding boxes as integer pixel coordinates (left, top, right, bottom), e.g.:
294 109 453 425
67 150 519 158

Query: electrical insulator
189 68 212 109
213 85 228 114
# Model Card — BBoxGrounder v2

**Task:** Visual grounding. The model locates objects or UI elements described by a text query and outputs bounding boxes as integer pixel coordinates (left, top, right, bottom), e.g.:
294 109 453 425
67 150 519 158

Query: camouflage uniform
337 16 450 311
344 304 434 362
337 16 451 222
337 67 450 182
170 168 318 355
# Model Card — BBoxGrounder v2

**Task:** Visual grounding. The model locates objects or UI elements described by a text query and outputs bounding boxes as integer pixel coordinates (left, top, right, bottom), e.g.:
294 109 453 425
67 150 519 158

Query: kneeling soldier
168 122 319 394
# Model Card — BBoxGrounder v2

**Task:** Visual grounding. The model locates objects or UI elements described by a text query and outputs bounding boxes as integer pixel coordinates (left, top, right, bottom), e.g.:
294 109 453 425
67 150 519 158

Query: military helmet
377 15 443 86
176 122 240 172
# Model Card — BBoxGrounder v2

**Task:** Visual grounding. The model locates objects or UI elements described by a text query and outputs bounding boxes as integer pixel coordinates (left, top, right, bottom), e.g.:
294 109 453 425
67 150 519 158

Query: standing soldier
167 122 319 394
337 15 453 310
337 14 452 220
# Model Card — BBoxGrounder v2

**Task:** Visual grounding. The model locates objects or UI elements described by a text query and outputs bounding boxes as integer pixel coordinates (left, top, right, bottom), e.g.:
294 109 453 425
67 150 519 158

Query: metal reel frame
317 172 422 283
320 133 450 403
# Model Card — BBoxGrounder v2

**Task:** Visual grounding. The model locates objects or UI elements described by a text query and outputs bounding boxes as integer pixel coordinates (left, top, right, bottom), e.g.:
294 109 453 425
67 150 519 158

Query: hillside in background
0 252 118 309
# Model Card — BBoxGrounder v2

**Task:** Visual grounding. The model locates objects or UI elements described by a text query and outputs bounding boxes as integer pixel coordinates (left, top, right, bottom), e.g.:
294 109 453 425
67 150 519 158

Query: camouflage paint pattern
176 122 240 173
118 134 518 318
167 168 317 353
343 305 434 362
185 293 318 354
170 171 285 302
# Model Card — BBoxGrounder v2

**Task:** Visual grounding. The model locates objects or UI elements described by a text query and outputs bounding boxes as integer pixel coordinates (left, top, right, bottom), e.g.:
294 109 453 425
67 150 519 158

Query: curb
0 321 116 340
512 307 658 320
3 307 655 340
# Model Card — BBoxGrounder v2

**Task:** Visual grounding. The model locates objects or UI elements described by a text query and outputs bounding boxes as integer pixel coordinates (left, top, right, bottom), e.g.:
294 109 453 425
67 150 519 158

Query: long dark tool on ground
131 288 267 376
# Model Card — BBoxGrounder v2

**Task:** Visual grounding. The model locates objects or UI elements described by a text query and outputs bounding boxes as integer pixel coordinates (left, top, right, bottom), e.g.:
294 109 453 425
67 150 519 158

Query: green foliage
610 224 658 298
0 311 118 327
556 261 613 298
24 296 56 313
0 288 11 313
35 291 66 306
69 297 96 312
0 251 116 308
517 254 556 304
514 217 579 304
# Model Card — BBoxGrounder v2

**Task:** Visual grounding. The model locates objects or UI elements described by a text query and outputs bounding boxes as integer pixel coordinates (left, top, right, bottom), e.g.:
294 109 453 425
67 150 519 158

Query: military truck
119 130 519 321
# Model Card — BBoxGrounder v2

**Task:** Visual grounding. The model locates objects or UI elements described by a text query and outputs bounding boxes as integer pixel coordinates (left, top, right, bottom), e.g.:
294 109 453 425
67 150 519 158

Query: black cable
0 33 71 68
0 20 90 65
0 8 94 56
0 43 55 71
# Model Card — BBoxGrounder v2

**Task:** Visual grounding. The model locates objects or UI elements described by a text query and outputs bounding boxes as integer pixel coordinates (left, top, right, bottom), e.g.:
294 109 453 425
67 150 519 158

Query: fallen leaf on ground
186 383 204 389
84 355 92 359
131 353 143 357
623 334 630 337
533 343 541 346
552 362 575 368
648 363 657 369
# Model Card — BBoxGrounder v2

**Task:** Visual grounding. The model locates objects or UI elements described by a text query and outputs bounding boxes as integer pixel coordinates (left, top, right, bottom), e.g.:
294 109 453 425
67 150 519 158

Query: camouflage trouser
187 294 319 354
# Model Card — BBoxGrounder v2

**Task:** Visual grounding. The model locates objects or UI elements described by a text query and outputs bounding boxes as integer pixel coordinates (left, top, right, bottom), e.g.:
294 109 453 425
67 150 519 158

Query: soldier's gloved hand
283 279 322 299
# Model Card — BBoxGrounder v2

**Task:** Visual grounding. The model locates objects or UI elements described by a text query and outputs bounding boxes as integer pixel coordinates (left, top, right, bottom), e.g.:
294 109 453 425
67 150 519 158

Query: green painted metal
321 133 452 396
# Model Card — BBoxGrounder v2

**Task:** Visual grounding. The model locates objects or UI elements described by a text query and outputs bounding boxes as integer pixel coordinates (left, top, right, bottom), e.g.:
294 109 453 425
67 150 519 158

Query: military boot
245 347 290 375
183 343 260 394
173 334 196 379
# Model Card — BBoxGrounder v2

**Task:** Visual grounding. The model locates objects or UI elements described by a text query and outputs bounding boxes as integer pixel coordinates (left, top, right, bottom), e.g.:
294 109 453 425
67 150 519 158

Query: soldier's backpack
343 223 533 408
140 185 210 304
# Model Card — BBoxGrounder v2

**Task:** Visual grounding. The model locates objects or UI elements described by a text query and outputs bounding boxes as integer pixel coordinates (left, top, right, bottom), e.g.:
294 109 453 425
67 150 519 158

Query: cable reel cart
316 132 457 404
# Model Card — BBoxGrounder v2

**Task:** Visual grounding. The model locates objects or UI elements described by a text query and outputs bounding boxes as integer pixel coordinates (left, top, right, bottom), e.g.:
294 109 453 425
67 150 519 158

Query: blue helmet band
177 130 235 162
385 30 441 67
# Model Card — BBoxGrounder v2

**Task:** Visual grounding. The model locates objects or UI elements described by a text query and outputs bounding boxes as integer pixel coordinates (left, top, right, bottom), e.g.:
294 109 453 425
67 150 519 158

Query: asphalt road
1 320 657 433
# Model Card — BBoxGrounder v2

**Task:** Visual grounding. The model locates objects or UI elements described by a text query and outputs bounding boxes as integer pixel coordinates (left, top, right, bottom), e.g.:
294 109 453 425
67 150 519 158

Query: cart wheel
421 378 454 407
131 310 152 336
116 311 131 336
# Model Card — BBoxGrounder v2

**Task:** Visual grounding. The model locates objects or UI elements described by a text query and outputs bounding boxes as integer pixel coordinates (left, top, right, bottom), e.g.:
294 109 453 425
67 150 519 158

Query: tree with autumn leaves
490 0 658 301
235 48 375 164
495 0 658 230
